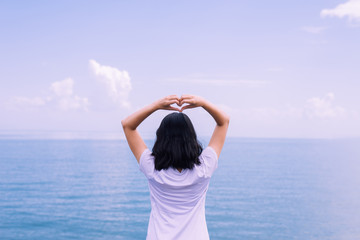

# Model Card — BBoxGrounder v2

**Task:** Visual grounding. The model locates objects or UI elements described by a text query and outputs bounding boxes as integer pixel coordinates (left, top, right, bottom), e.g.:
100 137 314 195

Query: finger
180 106 189 112
167 99 180 106
180 99 194 105
180 95 195 104
168 98 179 103
167 95 179 100
168 96 181 104
180 94 192 100
163 95 177 103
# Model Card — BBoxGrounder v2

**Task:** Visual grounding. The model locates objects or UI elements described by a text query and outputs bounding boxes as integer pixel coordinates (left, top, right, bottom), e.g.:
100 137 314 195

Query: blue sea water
0 138 360 240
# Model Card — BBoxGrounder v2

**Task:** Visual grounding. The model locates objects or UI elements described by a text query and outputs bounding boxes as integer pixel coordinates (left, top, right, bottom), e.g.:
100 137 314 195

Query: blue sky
1 0 359 139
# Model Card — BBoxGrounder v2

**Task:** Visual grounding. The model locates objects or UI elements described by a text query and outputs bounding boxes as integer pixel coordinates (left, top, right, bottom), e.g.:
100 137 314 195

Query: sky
1 0 360 139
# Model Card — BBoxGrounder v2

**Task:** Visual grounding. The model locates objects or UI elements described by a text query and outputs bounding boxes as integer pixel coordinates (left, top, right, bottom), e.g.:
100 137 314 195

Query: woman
121 95 229 240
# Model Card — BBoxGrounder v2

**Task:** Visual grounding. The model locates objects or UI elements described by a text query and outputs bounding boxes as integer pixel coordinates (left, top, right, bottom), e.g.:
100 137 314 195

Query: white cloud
8 78 88 111
321 0 360 21
50 77 73 96
303 93 347 119
89 59 132 108
56 95 89 111
301 26 328 34
233 93 353 121
50 78 89 111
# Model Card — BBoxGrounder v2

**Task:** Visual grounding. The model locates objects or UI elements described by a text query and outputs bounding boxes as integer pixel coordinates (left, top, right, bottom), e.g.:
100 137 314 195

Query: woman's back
140 147 218 240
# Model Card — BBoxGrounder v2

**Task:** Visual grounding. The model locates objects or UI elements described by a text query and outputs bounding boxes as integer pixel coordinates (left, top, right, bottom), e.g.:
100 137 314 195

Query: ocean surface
0 138 360 240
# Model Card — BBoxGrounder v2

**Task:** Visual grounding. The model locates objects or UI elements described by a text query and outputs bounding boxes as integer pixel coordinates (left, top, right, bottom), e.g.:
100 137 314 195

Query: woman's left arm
121 95 180 163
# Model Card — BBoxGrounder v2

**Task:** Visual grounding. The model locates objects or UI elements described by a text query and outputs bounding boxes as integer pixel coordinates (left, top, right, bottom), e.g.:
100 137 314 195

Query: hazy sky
1 0 359 139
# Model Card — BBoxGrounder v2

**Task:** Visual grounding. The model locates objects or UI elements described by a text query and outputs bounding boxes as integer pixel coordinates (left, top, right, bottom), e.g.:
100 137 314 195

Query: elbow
217 114 230 127
121 119 128 130
121 118 135 131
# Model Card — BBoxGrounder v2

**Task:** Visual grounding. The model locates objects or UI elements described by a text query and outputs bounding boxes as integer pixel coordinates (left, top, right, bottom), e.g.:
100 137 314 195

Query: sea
0 138 360 240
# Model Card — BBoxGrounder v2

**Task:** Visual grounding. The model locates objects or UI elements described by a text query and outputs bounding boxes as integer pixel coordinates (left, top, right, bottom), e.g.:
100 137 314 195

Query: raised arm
121 95 180 163
180 95 229 158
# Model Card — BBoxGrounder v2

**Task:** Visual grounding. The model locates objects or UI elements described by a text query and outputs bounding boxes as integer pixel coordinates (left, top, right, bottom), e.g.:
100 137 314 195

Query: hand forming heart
157 95 204 112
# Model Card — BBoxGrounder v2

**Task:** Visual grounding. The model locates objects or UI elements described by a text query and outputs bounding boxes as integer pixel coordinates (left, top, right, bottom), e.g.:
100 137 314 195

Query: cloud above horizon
8 78 89 111
50 78 74 97
50 78 89 111
321 0 360 21
303 92 347 119
7 60 132 112
230 92 354 121
89 59 132 108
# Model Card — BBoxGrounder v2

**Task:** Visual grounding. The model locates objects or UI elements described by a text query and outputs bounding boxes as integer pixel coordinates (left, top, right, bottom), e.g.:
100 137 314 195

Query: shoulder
201 146 218 160
197 146 218 177
139 149 155 179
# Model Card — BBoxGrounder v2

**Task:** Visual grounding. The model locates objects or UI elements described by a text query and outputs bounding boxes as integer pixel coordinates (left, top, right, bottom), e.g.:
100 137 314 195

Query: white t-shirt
139 146 218 240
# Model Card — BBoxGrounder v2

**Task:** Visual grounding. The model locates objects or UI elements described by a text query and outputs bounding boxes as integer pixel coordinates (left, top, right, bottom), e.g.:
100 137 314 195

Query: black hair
152 112 203 171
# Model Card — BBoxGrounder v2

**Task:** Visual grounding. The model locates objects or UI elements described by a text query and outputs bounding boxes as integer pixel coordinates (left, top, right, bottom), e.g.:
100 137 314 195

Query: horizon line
0 130 358 141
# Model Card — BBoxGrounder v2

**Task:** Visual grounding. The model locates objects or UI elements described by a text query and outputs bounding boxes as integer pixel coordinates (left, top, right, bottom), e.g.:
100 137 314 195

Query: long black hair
152 112 203 171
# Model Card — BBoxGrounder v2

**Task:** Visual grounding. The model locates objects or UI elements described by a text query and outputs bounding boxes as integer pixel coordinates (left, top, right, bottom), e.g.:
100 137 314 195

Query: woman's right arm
180 95 230 158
